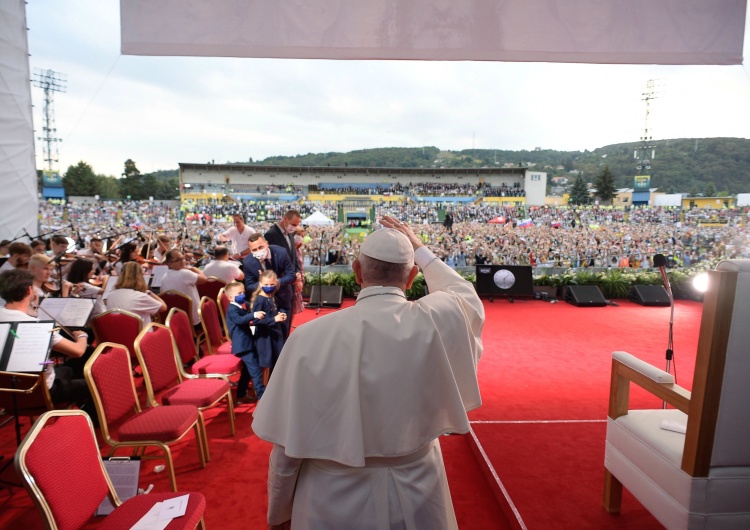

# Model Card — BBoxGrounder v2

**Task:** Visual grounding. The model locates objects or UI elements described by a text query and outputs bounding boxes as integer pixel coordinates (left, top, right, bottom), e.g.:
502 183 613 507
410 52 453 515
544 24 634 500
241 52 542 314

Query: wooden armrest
608 351 691 419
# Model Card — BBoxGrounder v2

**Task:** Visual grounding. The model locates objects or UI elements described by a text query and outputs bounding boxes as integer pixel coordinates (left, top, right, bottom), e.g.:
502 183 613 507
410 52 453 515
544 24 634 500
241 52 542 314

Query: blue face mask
261 285 276 294
234 293 246 304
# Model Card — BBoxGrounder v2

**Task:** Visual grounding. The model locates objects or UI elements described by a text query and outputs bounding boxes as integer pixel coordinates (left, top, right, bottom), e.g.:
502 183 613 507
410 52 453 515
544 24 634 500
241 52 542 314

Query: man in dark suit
243 233 296 338
264 209 302 274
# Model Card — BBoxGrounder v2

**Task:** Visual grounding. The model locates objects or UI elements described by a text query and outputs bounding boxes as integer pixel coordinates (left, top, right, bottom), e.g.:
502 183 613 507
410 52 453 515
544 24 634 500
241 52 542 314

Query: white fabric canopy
121 0 747 65
0 0 38 241
302 211 334 226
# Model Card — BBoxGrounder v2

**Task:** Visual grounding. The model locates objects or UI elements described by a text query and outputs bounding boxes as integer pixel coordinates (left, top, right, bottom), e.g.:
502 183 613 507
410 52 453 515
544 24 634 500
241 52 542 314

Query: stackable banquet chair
159 290 204 346
197 277 226 309
198 297 233 357
217 287 231 337
166 308 241 378
90 308 143 362
84 343 209 492
603 260 750 529
15 410 207 529
135 323 235 437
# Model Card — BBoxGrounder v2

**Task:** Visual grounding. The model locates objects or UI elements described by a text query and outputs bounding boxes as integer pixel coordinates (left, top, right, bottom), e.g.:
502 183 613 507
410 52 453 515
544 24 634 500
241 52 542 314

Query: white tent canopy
302 211 335 226
121 0 746 65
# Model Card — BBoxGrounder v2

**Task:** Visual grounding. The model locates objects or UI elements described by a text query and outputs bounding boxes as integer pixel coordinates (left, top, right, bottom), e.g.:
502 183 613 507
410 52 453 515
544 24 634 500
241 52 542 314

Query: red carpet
1 297 703 529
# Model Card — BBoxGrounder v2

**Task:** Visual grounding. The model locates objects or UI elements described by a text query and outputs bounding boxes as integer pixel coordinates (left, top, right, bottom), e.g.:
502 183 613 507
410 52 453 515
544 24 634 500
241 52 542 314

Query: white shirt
105 288 163 327
0 306 61 389
160 269 201 325
203 259 243 284
222 225 255 256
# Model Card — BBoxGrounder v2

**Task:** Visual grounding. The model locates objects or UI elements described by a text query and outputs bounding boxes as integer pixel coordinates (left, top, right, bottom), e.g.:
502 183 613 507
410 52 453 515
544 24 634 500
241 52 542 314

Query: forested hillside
167 138 750 194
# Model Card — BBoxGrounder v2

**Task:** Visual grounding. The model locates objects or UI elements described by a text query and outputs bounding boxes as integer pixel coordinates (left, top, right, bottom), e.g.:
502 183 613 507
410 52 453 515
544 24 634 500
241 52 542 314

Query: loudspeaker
628 285 671 307
565 285 607 307
307 285 343 308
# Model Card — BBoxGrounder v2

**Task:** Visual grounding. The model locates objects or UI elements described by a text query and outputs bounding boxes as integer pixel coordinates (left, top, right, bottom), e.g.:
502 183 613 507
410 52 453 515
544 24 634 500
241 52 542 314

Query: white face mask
285 223 298 234
252 247 268 260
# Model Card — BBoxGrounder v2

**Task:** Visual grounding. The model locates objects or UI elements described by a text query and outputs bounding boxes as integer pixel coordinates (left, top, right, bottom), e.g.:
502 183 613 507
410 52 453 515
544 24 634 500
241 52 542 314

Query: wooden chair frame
604 267 743 517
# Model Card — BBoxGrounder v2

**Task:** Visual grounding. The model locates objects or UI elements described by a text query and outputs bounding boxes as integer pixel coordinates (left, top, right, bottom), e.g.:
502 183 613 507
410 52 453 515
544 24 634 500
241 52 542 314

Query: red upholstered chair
90 309 143 361
217 287 231 337
159 290 204 346
199 296 233 356
14 410 206 530
166 308 242 377
135 323 235 437
197 277 226 307
84 342 208 492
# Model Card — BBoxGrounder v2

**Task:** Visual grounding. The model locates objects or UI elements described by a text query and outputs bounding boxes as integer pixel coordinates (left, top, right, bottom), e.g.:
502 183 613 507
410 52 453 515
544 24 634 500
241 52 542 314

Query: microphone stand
315 232 324 315
656 257 675 409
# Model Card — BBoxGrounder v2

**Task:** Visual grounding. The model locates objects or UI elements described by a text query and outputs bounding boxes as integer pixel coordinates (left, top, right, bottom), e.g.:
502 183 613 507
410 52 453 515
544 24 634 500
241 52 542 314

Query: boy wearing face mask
224 281 267 404
250 270 287 375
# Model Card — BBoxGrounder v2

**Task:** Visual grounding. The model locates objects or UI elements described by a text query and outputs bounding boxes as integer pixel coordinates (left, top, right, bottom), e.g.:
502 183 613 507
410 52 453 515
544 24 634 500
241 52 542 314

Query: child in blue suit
224 281 266 403
250 270 288 373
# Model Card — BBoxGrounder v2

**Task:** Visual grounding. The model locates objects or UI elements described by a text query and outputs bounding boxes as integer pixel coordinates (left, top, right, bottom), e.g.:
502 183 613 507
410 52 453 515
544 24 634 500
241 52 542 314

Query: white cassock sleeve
268 444 303 525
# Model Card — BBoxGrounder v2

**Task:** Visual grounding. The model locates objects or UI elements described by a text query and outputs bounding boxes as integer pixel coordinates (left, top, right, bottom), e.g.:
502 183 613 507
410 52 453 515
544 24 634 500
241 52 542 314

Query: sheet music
102 276 118 300
39 297 95 327
5 322 53 372
96 458 141 516
150 265 169 288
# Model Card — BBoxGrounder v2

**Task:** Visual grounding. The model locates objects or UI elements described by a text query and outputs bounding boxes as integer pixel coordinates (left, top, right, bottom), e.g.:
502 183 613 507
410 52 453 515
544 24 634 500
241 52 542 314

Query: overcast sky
26 1 750 178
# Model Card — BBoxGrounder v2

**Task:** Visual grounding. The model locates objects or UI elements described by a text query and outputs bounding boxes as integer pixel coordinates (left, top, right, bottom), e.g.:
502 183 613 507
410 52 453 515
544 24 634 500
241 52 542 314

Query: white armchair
603 260 750 529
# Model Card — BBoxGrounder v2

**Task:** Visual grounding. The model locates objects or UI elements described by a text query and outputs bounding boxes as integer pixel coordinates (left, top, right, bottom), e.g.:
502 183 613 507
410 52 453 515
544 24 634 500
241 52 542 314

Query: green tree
142 173 158 199
96 175 120 199
568 174 589 205
63 161 98 196
704 182 716 197
120 159 143 200
593 165 618 204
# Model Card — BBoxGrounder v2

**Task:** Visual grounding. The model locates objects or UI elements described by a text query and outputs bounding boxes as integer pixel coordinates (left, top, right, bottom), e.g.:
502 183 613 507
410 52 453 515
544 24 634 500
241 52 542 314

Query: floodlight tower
32 68 67 170
634 79 657 174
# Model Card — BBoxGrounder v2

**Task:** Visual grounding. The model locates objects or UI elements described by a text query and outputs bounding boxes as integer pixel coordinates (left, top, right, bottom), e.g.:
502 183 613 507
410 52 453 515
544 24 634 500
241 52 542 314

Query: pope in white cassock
252 215 485 530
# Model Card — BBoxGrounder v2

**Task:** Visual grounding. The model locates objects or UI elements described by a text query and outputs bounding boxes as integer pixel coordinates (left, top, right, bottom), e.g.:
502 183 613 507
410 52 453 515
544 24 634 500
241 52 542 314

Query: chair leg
603 469 623 513
161 445 178 493
198 517 207 530
226 391 236 436
194 418 209 467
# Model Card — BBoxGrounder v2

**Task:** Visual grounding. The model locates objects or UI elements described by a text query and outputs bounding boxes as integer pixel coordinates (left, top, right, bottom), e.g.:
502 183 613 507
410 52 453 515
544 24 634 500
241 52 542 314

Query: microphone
653 253 671 296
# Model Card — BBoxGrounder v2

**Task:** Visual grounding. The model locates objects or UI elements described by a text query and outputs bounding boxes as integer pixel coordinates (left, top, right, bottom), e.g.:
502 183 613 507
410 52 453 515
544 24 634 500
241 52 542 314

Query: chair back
197 277 226 304
84 343 140 438
693 260 750 471
166 308 200 365
217 287 231 337
90 309 143 359
135 324 182 401
158 290 193 325
15 410 112 530
198 296 225 355
0 371 53 417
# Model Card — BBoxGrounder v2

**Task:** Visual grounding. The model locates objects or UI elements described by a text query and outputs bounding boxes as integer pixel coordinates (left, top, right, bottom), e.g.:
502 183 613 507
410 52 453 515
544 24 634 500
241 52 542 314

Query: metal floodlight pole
32 69 67 171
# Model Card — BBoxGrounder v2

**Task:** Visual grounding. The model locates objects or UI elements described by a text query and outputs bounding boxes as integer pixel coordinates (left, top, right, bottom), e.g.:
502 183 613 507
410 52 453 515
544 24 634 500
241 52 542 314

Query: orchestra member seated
0 269 93 411
0 242 31 273
105 261 166 327
161 249 207 328
203 246 244 284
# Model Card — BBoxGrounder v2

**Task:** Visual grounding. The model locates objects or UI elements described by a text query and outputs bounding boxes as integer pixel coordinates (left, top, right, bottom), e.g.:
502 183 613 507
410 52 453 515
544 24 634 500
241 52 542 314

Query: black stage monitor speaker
308 285 343 308
628 285 671 307
565 285 607 307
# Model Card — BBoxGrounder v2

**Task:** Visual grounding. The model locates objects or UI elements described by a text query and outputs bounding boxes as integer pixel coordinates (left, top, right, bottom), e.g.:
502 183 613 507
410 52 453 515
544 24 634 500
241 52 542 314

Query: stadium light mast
634 79 657 174
32 68 67 171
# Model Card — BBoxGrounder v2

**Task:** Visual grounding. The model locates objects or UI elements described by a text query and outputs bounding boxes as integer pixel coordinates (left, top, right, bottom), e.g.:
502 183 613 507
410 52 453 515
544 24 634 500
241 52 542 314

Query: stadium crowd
27 199 749 272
